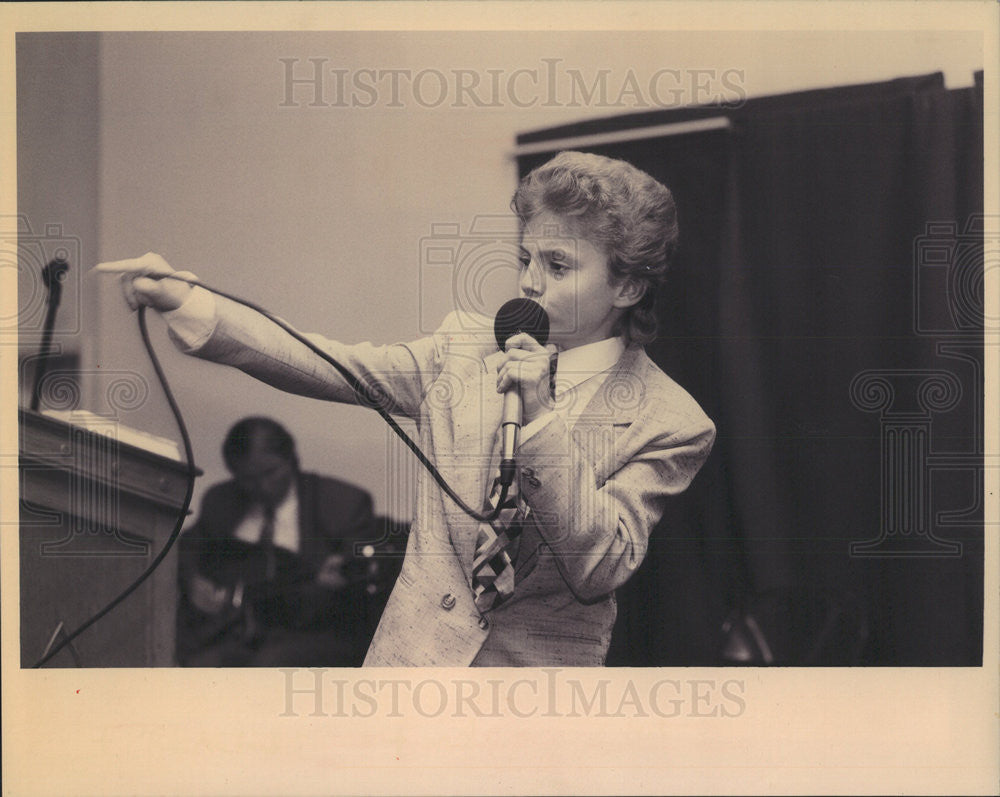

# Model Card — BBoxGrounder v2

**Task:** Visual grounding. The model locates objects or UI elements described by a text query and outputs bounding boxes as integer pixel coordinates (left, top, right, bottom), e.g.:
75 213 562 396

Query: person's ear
613 278 647 309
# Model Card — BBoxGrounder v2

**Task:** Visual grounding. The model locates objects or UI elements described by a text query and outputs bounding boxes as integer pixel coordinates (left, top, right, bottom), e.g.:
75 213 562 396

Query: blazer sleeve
517 382 716 603
167 293 456 422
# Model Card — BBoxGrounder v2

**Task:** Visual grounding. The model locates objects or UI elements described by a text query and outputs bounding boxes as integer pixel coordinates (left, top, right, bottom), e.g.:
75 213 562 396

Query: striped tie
472 350 555 612
472 476 527 612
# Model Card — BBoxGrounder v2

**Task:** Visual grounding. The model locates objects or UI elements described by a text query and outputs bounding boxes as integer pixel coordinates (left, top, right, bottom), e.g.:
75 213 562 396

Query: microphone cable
33 306 196 667
172 275 512 523
32 276 511 666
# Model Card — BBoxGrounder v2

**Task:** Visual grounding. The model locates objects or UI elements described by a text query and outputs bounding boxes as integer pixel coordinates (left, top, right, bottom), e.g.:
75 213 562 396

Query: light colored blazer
173 297 716 666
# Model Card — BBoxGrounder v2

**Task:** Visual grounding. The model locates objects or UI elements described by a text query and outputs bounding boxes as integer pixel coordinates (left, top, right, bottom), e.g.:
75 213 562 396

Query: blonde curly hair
512 151 678 345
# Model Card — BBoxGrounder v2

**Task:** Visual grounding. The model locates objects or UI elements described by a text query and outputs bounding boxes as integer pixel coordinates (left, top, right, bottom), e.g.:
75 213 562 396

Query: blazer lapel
516 347 644 584
445 346 644 581
570 345 643 482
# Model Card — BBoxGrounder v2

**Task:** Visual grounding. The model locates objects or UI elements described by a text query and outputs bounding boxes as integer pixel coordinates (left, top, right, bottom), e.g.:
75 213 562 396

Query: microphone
30 258 70 412
493 298 549 486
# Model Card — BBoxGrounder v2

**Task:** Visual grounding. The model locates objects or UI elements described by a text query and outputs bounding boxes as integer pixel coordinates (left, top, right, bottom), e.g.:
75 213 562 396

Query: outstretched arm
93 252 197 311
94 253 443 419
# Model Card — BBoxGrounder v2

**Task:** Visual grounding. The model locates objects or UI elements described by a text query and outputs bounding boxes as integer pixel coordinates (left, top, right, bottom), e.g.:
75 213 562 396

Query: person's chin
548 326 577 347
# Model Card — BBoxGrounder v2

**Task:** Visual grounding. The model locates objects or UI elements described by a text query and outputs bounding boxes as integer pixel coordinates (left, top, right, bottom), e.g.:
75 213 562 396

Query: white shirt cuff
160 286 218 349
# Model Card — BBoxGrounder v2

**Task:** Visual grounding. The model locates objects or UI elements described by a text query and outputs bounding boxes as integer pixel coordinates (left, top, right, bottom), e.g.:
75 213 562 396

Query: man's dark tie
259 504 277 582
241 503 277 646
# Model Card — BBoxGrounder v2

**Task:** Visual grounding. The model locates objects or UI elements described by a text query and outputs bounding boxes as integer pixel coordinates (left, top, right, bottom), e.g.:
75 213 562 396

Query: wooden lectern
19 409 198 667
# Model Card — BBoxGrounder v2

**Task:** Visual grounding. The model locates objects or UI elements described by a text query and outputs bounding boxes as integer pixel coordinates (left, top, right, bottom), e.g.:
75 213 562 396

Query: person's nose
519 257 544 300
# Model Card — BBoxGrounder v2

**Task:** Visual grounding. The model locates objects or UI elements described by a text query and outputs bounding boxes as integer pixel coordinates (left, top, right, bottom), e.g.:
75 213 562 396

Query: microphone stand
30 257 69 412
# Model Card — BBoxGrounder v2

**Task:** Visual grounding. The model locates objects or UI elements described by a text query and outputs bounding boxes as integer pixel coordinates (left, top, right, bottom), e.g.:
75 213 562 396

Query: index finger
504 331 547 351
91 259 149 275
91 254 170 276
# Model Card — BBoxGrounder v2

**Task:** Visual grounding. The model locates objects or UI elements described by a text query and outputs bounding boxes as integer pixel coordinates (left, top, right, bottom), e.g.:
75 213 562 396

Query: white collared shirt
233 481 300 553
521 335 626 441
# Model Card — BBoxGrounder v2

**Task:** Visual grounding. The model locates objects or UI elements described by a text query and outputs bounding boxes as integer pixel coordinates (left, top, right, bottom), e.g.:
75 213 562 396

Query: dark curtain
517 72 984 666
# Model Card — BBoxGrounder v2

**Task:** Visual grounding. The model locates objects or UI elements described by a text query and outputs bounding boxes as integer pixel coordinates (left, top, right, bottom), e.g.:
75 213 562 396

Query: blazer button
478 616 489 630
440 593 456 610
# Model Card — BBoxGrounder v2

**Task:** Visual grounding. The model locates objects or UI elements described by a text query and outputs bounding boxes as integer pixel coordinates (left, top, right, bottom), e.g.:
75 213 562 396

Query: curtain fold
520 72 984 666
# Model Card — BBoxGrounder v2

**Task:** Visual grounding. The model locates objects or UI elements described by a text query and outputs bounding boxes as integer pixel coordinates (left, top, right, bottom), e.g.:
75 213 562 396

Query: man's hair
511 150 678 344
222 416 299 472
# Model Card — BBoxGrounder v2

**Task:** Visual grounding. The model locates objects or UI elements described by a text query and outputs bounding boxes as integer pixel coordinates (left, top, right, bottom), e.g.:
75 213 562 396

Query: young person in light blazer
99 151 716 666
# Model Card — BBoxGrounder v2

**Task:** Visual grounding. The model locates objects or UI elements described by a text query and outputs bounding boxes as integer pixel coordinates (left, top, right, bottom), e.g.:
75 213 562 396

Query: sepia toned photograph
2 2 997 795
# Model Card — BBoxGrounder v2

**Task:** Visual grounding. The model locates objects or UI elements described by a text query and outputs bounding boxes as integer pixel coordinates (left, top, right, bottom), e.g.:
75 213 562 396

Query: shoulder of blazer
609 346 715 435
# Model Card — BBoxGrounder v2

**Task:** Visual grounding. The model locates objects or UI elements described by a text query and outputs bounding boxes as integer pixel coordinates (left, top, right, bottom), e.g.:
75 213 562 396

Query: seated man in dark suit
176 416 375 667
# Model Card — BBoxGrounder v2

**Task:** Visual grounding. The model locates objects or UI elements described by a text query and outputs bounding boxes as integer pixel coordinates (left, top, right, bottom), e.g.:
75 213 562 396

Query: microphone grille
494 298 549 349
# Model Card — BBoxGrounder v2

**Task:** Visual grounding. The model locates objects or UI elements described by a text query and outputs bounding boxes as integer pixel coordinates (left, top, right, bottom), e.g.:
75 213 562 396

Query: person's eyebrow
540 246 577 266
519 242 580 266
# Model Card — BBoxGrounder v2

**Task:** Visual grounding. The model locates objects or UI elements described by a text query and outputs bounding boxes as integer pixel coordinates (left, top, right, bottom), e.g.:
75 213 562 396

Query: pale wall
73 30 982 519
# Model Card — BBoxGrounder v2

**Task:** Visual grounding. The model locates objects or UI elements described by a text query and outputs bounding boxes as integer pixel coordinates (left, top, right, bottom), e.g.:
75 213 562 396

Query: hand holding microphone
493 298 552 485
